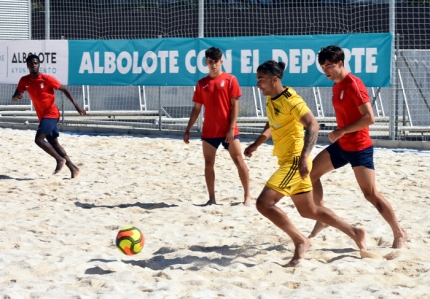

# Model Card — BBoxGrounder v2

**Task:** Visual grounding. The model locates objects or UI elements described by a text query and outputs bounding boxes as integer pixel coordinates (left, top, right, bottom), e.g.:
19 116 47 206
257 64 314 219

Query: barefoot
243 197 252 207
204 199 216 206
53 159 66 174
284 238 312 267
351 227 367 251
71 167 80 179
392 229 408 249
308 221 329 238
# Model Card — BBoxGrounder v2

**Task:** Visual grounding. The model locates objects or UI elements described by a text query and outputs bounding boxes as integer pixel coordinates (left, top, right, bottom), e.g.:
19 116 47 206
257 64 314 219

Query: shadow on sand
74 201 178 210
86 242 292 274
0 175 38 181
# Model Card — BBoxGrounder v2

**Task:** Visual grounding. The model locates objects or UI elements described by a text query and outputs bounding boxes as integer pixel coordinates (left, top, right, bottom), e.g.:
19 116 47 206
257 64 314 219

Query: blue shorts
37 118 60 142
326 142 375 170
202 135 240 150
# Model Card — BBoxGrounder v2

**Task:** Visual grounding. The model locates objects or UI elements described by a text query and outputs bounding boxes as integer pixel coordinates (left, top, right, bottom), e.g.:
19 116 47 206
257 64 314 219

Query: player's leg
292 191 366 251
48 136 80 179
256 186 310 267
309 144 346 238
226 138 252 206
34 119 66 174
202 140 218 205
308 149 335 237
310 149 335 206
353 166 408 248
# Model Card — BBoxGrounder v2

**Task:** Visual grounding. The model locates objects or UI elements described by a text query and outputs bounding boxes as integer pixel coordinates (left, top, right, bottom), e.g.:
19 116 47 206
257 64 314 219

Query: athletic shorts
326 142 375 170
266 156 313 197
201 135 240 150
37 118 60 142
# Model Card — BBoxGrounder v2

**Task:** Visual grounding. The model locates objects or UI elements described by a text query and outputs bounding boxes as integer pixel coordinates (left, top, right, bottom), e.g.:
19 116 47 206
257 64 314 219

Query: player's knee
362 190 377 204
34 137 43 146
256 202 265 214
230 157 240 165
365 194 384 213
256 198 269 214
204 160 215 168
310 171 320 185
49 139 60 148
232 158 246 169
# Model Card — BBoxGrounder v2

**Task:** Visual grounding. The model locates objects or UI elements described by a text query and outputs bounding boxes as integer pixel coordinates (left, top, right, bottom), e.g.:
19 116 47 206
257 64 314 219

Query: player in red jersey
184 47 251 206
309 45 408 248
12 54 86 178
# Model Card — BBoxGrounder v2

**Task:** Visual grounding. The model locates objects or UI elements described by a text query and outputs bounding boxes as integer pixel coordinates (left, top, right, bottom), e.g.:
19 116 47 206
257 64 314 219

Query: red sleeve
229 76 242 99
16 77 27 93
192 82 203 104
46 74 62 90
351 79 370 108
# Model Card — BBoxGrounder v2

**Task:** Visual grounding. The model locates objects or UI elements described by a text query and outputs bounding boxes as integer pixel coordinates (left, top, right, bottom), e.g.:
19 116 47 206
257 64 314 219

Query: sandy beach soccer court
0 127 429 298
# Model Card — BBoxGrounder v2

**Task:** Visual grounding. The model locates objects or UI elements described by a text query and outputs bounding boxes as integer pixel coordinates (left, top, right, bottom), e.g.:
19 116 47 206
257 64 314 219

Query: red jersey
16 73 62 121
193 72 242 138
332 73 373 151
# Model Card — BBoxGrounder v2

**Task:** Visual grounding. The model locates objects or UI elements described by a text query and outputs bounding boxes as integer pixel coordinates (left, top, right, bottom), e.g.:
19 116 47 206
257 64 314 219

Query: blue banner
68 33 392 87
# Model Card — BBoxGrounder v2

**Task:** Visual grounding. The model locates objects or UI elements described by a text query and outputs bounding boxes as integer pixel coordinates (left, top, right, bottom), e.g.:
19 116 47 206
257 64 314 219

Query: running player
12 54 86 178
309 45 408 248
245 60 367 266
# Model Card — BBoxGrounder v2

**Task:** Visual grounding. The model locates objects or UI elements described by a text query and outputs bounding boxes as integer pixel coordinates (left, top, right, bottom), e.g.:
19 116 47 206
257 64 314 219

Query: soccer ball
116 226 145 255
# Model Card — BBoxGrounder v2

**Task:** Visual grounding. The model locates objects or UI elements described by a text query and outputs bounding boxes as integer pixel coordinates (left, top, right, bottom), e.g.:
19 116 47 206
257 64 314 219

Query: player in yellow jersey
244 60 367 267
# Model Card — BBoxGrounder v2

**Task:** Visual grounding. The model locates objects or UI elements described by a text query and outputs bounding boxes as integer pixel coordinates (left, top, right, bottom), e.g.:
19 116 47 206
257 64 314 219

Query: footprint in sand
360 250 383 259
384 251 401 260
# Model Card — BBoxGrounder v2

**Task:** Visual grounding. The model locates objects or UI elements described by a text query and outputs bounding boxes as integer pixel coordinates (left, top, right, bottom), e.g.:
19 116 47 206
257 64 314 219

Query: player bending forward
244 60 366 267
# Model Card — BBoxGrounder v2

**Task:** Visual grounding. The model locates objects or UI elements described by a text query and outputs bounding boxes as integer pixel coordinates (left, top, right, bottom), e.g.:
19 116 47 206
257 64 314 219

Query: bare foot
392 229 408 249
284 238 312 267
53 159 66 174
308 221 329 238
71 167 80 179
204 199 217 206
351 227 367 250
243 197 252 207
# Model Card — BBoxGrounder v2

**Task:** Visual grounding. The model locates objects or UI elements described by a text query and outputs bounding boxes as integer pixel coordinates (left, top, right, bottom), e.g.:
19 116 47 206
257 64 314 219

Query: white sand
0 127 429 299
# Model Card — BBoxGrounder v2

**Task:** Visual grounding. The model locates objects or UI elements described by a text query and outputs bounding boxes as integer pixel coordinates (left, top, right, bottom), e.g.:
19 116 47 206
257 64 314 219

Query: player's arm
184 102 202 144
299 111 319 179
11 90 24 102
58 85 87 116
244 122 271 158
226 97 239 143
328 102 374 143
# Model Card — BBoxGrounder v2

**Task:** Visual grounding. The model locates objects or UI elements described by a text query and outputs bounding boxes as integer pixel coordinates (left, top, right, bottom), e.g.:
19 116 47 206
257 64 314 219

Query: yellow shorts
265 156 313 197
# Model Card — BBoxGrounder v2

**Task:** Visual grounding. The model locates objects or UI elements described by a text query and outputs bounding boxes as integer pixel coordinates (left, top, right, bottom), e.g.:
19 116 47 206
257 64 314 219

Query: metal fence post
389 0 397 140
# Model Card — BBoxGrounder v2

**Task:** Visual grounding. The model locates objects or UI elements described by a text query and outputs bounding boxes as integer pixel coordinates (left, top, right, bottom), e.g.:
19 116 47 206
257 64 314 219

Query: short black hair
205 47 223 61
257 60 286 79
26 54 40 64
318 45 344 65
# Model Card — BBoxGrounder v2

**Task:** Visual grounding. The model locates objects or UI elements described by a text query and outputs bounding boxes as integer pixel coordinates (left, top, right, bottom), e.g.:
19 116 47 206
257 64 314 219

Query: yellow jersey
266 87 311 162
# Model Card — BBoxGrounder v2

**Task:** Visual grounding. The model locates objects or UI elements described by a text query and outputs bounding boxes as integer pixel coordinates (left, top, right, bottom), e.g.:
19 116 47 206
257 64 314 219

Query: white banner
0 40 68 85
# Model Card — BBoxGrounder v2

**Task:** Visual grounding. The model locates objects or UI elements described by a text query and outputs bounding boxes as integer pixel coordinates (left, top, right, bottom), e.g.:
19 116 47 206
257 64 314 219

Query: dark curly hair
26 54 40 64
